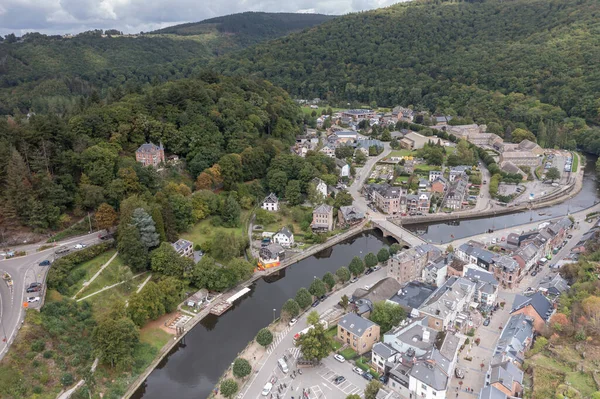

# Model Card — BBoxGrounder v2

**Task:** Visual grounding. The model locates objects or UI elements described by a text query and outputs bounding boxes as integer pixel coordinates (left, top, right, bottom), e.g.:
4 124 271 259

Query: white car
289 318 297 326
74 243 87 249
334 354 346 363
262 383 273 396
27 296 40 303
353 366 364 375
373 265 380 271
350 277 358 283
364 285 371 291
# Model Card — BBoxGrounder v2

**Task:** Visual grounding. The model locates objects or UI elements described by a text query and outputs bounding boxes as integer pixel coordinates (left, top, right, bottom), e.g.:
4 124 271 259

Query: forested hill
0 12 334 116
218 0 600 128
152 12 336 48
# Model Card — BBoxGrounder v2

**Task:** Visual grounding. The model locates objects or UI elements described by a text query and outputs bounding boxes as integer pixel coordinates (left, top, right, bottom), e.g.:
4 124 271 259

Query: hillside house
135 142 165 167
261 193 279 211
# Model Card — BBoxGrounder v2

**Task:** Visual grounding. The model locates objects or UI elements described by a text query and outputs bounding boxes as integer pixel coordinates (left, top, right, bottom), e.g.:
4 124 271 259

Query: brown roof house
510 292 554 333
136 142 165 167
337 313 381 355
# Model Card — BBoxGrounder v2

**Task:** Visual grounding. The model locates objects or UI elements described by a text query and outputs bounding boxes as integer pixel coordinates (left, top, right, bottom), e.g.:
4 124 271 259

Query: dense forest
0 12 335 116
217 0 600 152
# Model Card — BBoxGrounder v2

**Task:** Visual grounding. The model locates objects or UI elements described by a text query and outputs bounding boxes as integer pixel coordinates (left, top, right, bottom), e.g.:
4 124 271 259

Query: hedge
47 241 115 294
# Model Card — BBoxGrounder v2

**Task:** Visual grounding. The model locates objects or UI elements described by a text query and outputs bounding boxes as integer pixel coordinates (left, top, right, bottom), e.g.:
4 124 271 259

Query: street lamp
273 308 276 322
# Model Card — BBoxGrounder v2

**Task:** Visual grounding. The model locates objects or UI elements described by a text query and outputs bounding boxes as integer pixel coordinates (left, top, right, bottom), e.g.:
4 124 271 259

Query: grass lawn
76 254 126 297
528 352 597 398
389 150 416 157
69 249 118 295
182 210 249 249
262 207 303 234
86 273 148 316
140 327 172 351
571 152 579 172
340 347 357 360
414 164 441 173
356 357 380 378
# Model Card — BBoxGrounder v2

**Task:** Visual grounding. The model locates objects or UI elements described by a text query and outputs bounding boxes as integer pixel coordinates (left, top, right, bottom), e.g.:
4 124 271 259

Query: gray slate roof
314 204 333 215
372 342 398 359
263 192 279 204
512 292 553 321
276 226 293 239
389 281 437 311
478 386 508 399
458 243 495 263
338 313 377 337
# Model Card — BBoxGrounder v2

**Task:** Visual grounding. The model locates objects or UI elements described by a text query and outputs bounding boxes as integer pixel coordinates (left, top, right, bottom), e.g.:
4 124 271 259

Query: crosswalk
287 347 301 359
267 326 292 354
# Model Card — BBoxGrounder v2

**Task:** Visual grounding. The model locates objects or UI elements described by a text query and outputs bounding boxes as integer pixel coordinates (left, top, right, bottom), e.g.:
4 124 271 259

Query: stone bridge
370 219 430 248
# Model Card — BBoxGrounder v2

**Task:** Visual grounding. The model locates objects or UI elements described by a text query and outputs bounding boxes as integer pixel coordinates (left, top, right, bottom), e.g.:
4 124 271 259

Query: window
421 383 427 390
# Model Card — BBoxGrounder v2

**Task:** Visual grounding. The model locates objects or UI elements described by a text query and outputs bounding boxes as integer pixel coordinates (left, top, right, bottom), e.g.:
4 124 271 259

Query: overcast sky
0 0 405 36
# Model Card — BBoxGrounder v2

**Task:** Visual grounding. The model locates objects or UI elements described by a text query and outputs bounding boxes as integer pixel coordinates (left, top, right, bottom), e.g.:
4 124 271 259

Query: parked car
311 299 320 308
567 234 573 239
334 354 346 363
373 265 380 271
353 367 364 375
320 294 327 301
74 243 87 249
379 375 389 384
27 296 40 303
28 282 41 288
289 318 297 327
39 260 51 266
362 373 373 381
363 285 371 291
26 286 41 293
483 318 491 326
365 268 373 275
333 376 346 385
350 277 358 283
261 383 273 396
531 271 538 277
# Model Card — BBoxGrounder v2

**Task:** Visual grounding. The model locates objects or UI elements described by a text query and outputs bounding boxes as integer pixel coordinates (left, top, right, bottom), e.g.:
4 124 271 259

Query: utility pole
87 212 92 233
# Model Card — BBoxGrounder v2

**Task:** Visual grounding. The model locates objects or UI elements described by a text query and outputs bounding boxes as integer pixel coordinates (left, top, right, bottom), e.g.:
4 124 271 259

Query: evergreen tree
131 207 160 248
151 207 167 242
221 194 241 227
537 121 547 148
117 223 149 272
5 149 32 223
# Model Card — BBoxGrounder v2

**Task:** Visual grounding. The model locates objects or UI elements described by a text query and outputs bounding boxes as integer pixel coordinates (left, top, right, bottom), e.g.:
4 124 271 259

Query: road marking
321 383 332 390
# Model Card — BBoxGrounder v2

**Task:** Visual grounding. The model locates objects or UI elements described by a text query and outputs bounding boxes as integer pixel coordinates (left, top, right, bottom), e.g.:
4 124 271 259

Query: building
371 342 398 374
442 124 485 139
464 265 499 306
467 133 504 148
388 281 437 316
499 161 527 180
456 242 495 270
444 176 469 210
311 177 328 198
337 313 381 355
489 361 524 397
171 238 193 258
511 292 554 332
478 386 508 399
399 131 436 150
261 193 279 211
341 109 377 121
272 226 294 248
499 151 540 167
491 255 521 288
538 274 569 297
338 205 365 227
448 165 470 182
516 139 544 155
392 106 414 122
430 177 447 194
320 145 336 158
135 142 165 167
336 158 350 177
258 243 285 270
492 313 534 365
311 204 334 232
335 130 358 143
421 255 451 287
366 184 404 215
405 192 430 213
428 170 442 182
387 244 442 284
418 276 476 331
512 243 541 272
408 349 453 399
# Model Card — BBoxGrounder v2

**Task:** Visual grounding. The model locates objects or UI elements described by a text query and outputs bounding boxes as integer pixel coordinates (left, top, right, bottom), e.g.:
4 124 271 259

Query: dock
210 287 251 316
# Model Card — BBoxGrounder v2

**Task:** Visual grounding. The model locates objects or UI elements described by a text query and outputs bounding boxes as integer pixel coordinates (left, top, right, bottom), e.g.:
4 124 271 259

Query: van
278 358 288 373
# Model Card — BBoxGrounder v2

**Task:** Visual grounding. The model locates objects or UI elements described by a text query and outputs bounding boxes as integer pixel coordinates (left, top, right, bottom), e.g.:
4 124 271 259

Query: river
134 154 599 399
132 231 394 399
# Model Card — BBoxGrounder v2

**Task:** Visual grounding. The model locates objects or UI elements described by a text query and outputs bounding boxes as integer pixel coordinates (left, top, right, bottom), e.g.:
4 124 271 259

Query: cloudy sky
0 0 404 36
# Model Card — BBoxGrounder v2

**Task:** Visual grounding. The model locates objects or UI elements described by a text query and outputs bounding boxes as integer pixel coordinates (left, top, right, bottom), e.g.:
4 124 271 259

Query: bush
256 328 273 347
60 373 74 386
232 358 252 378
43 350 54 359
31 339 46 352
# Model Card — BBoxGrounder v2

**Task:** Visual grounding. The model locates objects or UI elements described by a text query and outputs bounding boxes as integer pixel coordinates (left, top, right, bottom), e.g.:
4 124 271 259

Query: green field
181 210 250 249
571 152 579 172
140 327 172 351
68 249 118 295
77 254 127 297
389 150 416 157
85 273 148 315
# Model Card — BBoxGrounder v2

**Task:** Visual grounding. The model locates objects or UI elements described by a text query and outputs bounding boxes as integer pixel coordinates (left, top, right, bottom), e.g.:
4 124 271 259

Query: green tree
256 328 273 347
322 272 336 290
307 310 320 326
364 380 382 399
218 154 243 190
232 358 252 378
334 191 353 209
226 258 254 282
377 248 389 263
150 207 167 242
281 299 301 319
150 242 186 277
349 256 365 276
389 243 402 255
537 121 547 147
309 278 327 298
336 267 351 283
221 194 241 227
546 167 561 182
117 223 149 272
157 277 184 313
370 301 406 333
381 129 392 141
340 294 349 310
335 146 354 159
285 180 303 206
93 317 139 369
364 252 378 268
131 207 160 248
96 203 118 231
297 316 331 362
220 379 239 399
511 128 536 143
355 150 367 164
295 287 313 309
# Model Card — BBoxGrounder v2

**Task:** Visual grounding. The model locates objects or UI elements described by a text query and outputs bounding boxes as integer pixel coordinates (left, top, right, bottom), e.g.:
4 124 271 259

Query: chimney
422 329 430 343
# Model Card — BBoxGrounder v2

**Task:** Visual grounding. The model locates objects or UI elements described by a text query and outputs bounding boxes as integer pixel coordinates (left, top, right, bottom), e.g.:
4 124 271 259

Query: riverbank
121 222 370 399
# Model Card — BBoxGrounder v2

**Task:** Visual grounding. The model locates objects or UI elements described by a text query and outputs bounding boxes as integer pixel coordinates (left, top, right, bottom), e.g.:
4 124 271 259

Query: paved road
240 269 387 399
0 232 102 360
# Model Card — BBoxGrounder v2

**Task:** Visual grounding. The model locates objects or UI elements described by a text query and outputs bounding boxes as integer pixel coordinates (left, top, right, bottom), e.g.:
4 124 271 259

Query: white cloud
0 0 407 36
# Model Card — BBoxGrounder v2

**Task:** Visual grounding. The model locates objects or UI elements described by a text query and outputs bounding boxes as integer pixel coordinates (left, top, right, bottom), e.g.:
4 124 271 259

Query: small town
1 4 600 399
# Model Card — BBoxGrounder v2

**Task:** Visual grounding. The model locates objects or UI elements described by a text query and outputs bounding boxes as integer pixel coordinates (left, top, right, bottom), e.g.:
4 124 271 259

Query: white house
320 145 336 158
273 226 294 248
464 264 499 306
262 193 279 212
336 159 350 178
371 342 398 374
311 177 328 198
